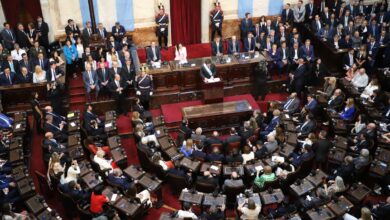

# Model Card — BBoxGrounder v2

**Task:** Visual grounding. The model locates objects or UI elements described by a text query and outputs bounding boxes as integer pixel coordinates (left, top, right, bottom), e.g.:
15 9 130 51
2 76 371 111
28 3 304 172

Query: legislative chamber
0 0 390 220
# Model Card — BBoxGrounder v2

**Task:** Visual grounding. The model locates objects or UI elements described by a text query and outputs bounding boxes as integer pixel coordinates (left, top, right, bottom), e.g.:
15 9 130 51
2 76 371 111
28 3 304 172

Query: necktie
306 47 310 55
284 99 293 109
7 75 12 84
52 69 55 81
88 28 91 36
102 69 106 81
7 30 13 40
152 48 157 60
9 62 14 72
89 71 94 84
100 29 104 38
40 60 43 68
386 109 390 117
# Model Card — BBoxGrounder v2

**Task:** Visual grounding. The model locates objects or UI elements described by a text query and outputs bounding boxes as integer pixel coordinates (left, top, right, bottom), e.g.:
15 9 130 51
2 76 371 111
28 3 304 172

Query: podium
202 79 224 104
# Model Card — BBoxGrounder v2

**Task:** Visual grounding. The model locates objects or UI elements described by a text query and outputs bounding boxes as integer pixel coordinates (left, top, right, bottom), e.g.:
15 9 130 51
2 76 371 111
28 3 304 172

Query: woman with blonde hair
134 123 159 146
47 152 64 184
318 77 337 98
339 98 356 120
180 139 194 157
33 65 47 83
355 44 367 68
328 176 346 195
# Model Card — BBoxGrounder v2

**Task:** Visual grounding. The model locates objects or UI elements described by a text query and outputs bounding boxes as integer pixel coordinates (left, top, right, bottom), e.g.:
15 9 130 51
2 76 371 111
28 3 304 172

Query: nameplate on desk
205 78 221 83
111 193 118 202
105 123 113 128
70 122 76 127
15 124 21 129
272 156 285 163
210 165 219 172
67 113 75 118
284 114 290 119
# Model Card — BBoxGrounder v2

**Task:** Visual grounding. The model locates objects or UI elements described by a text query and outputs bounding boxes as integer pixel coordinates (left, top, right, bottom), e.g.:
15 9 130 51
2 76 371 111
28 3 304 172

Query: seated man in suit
224 127 241 152
299 39 315 62
0 67 16 86
206 146 225 162
297 114 316 136
227 35 240 55
84 104 104 127
44 106 66 128
34 52 49 71
107 168 132 190
19 53 34 73
191 127 207 148
283 92 300 114
289 145 314 167
239 121 253 146
85 119 106 139
42 131 66 160
16 66 32 83
211 36 224 56
43 115 67 142
327 89 344 110
243 32 256 53
304 94 318 114
2 54 19 74
223 171 244 190
46 62 64 83
254 135 279 158
200 59 216 81
60 180 90 201
83 63 99 101
205 131 223 153
197 170 219 189
260 109 281 140
146 41 161 65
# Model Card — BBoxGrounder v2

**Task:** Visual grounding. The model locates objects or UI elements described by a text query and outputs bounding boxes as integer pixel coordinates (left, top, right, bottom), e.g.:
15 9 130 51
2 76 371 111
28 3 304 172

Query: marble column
201 0 211 43
0 1 6 24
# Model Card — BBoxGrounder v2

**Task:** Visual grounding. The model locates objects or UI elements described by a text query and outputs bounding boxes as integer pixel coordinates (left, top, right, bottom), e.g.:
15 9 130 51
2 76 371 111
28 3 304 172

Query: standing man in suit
19 53 34 73
277 41 290 77
155 5 169 48
82 21 93 47
146 41 161 64
367 36 379 68
135 67 153 111
109 61 122 81
240 13 253 41
312 130 332 170
34 52 49 71
283 92 300 114
305 0 317 22
289 58 306 96
200 59 216 80
210 2 224 41
297 114 316 136
0 67 16 86
35 16 49 50
46 62 64 83
1 23 15 50
96 23 108 41
227 35 240 55
83 63 99 101
109 73 126 114
112 22 125 42
29 41 47 60
121 58 135 91
65 19 80 39
243 32 256 53
96 62 110 97
211 36 224 56
282 3 294 24
294 0 306 24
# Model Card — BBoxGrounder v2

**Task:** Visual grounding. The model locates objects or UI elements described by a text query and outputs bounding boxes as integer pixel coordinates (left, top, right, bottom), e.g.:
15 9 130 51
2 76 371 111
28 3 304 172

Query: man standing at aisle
155 4 169 49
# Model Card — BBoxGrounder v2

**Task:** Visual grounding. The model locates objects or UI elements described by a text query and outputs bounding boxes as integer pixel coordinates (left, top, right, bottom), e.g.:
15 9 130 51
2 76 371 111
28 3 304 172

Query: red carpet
161 94 259 124
116 115 133 135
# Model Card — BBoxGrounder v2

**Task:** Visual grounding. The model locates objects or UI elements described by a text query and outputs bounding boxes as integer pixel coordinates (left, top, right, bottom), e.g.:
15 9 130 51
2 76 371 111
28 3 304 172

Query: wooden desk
179 190 204 205
244 161 265 176
113 197 142 217
68 134 81 147
305 169 328 187
16 177 35 196
138 173 162 192
12 166 28 181
102 186 121 204
369 160 389 177
158 135 176 150
67 120 80 133
346 183 371 203
200 162 222 175
334 136 348 150
279 144 296 158
286 132 298 145
182 100 252 130
306 206 336 220
202 193 226 207
108 136 121 149
203 80 224 104
180 157 201 172
9 148 23 164
155 125 168 138
223 165 245 176
12 121 27 134
328 147 346 165
36 209 60 219
78 160 93 177
260 189 285 205
9 137 23 151
81 171 103 189
290 179 315 196
237 193 261 205
123 165 145 180
327 196 354 216
25 195 47 215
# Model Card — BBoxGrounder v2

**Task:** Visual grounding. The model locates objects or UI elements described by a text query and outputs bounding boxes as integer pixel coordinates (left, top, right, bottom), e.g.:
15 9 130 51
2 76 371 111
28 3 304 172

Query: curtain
1 0 43 27
170 0 201 46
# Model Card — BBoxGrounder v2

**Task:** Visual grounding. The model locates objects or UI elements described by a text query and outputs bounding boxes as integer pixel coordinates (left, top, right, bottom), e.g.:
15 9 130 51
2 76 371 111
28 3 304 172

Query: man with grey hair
191 127 206 147
107 168 133 189
353 149 370 169
223 171 244 190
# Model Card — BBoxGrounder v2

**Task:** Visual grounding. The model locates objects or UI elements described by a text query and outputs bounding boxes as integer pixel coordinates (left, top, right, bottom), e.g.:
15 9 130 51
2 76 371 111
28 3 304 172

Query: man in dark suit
377 30 390 46
305 0 317 21
289 58 306 95
107 36 121 51
227 35 240 55
60 181 90 201
368 19 380 39
107 168 132 190
211 36 224 56
2 55 19 73
283 92 300 114
367 37 379 68
311 15 323 35
29 41 47 60
240 13 253 40
96 22 108 40
84 104 104 128
43 116 67 142
146 41 161 64
82 21 93 47
200 59 216 80
297 114 316 136
372 196 390 220
0 68 16 86
205 131 223 152
109 61 123 81
121 58 136 90
46 62 64 83
206 147 224 162
19 53 34 73
224 128 241 151
343 49 355 70
112 22 126 42
82 63 99 101
282 3 294 24
243 32 256 53
340 10 353 28
289 145 314 167
327 89 344 110
16 66 32 84
260 110 281 139
223 171 244 190
109 73 126 114
299 39 315 62
36 16 50 50
277 41 290 76
320 6 331 25
64 19 80 39
33 53 49 71
15 24 30 49
239 121 253 146
312 130 332 169
0 23 15 50
96 62 111 97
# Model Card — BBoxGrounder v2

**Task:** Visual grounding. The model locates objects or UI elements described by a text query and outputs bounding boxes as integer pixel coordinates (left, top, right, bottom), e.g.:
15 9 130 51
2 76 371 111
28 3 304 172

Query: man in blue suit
60 181 90 201
83 63 99 101
84 104 104 127
305 94 318 113
305 0 317 21
243 32 256 53
33 53 49 71
289 58 306 95
111 22 126 42
282 3 294 24
0 68 16 86
227 35 240 55
299 39 315 62
107 168 132 190
260 109 281 140
367 37 379 68
368 19 380 39
0 113 13 129
240 13 253 40
289 145 314 167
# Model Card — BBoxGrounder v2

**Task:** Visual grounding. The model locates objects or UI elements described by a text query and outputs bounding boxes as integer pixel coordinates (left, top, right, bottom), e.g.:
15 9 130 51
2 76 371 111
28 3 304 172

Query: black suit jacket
211 41 224 56
46 67 64 82
16 72 33 84
65 24 81 37
200 64 216 79
0 72 17 85
19 59 34 73
15 29 30 49
328 95 344 109
2 60 20 73
282 9 294 23
96 68 111 84
108 80 126 98
33 58 49 71
312 139 332 162
146 47 161 62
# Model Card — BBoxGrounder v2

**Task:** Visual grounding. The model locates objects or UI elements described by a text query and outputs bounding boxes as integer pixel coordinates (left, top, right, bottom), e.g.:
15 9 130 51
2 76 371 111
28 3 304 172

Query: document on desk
15 124 21 129
210 165 219 171
206 77 221 83
111 193 117 202
105 122 112 128
70 122 76 127
272 156 285 163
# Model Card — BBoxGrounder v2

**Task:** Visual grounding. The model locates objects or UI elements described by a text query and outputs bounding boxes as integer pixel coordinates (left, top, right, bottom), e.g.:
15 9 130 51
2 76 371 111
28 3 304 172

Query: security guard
135 66 153 110
210 2 224 41
155 5 169 48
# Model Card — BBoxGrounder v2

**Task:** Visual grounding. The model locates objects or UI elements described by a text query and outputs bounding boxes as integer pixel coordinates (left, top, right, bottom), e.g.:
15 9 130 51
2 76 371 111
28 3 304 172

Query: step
69 96 87 105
